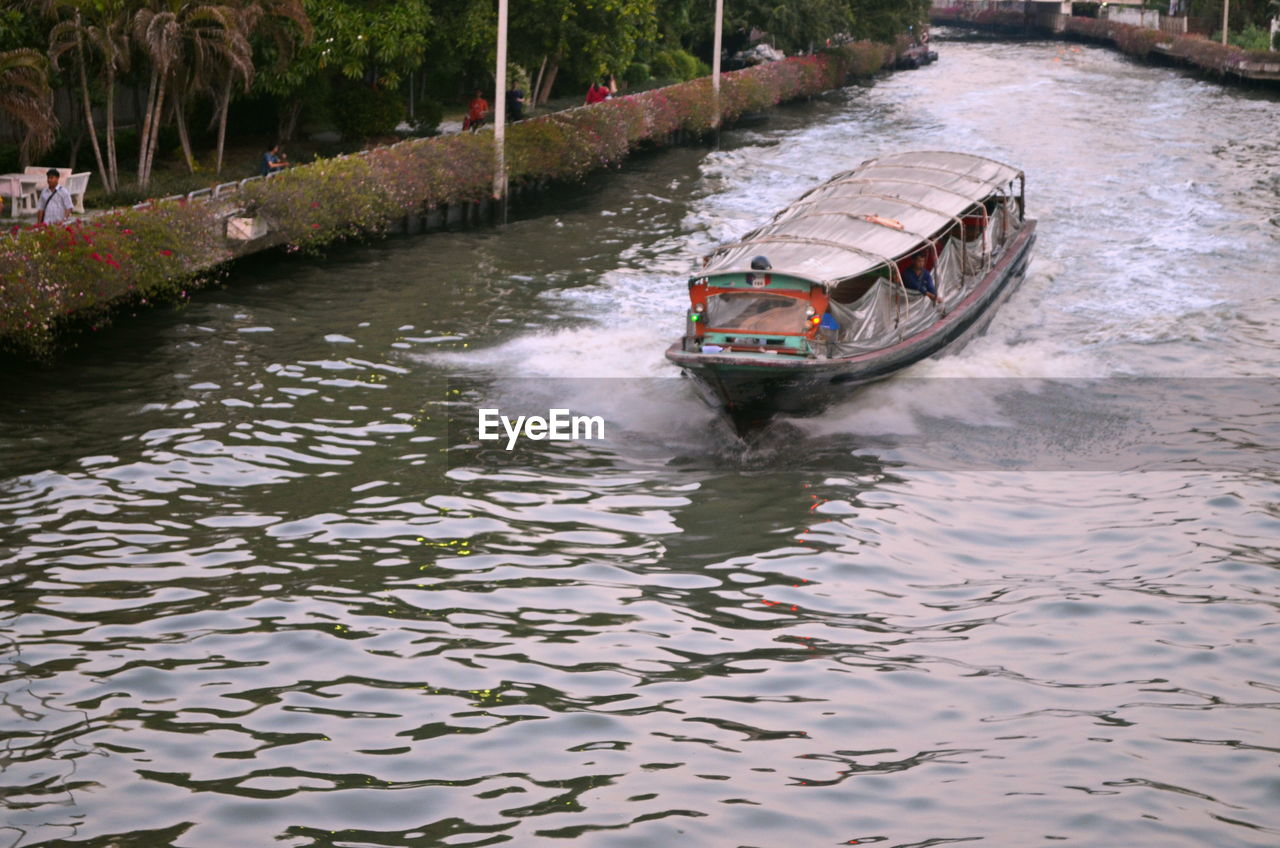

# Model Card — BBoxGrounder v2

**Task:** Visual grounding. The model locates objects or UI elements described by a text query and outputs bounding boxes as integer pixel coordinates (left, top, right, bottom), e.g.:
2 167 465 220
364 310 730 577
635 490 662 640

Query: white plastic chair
65 173 90 213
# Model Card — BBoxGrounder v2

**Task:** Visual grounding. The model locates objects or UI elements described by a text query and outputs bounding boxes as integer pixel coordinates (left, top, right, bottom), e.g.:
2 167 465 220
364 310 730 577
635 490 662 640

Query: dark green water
2 40 1278 847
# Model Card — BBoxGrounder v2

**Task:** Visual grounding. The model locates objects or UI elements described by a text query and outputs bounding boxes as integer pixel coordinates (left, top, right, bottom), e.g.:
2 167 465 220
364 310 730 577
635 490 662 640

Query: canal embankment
0 42 896 359
931 3 1280 83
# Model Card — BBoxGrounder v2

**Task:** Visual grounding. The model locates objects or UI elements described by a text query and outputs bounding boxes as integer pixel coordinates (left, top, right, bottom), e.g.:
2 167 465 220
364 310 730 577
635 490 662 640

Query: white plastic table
0 173 42 218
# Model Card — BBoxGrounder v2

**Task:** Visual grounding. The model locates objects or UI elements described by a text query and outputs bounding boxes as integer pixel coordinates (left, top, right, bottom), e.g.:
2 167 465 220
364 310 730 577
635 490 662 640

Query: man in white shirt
37 169 74 226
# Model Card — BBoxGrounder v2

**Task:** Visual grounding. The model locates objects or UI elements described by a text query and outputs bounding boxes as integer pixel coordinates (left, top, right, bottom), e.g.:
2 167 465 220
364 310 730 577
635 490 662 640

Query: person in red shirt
463 90 489 131
584 80 610 105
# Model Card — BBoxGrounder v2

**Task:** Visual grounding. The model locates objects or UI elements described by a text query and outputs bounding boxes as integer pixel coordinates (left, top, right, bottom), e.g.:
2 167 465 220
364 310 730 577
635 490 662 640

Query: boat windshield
705 292 808 333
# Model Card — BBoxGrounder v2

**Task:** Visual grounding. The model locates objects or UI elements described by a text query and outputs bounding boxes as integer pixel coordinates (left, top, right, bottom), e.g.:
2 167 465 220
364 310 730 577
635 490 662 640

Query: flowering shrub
1167 34 1250 75
1 41 894 356
240 155 399 249
0 204 225 355
1111 23 1164 59
1062 17 1112 41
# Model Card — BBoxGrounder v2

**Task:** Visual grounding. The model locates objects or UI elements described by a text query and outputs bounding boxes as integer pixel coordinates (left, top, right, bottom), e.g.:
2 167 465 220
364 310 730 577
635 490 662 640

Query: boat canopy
701 151 1024 287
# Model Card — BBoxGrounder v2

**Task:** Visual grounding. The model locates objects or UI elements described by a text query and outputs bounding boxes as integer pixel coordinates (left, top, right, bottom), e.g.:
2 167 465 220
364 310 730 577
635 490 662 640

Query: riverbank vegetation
931 2 1280 77
1060 16 1279 72
0 41 895 356
1 0 929 203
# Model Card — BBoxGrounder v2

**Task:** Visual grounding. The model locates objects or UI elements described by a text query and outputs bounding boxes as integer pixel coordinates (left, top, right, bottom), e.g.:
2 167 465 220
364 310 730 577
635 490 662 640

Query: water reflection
3 37 1280 848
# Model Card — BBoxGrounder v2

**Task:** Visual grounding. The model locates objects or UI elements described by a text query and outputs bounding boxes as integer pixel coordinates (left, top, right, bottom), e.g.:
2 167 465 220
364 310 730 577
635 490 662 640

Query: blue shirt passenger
902 254 938 303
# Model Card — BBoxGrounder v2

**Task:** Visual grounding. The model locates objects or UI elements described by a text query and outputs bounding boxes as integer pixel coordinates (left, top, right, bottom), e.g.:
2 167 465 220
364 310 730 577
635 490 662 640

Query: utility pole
712 0 723 129
494 0 509 216
1221 0 1229 45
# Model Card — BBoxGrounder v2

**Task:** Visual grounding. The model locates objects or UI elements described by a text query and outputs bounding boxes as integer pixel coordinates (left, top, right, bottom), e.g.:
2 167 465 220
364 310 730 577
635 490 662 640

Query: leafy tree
258 0 429 141
510 0 656 104
726 0 851 54
847 0 930 44
1187 0 1276 30
211 0 311 173
653 0 711 53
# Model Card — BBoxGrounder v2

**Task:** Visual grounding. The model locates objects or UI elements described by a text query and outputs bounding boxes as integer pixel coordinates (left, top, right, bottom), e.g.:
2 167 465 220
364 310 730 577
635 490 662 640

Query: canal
1 37 1278 847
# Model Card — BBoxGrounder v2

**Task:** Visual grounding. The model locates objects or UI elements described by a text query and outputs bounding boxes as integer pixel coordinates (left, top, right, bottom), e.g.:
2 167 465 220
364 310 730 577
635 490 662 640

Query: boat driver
902 253 939 304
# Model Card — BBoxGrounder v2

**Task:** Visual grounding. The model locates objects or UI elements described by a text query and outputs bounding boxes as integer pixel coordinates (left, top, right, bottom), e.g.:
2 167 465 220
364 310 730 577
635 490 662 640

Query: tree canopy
3 0 935 186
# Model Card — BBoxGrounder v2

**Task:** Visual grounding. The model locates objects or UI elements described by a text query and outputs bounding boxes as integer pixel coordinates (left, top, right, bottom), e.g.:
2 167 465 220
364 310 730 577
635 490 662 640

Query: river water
2 38 1279 848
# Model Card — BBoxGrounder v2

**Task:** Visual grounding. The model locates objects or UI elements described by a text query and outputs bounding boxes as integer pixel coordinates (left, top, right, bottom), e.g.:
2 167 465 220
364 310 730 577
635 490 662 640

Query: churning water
1 38 1278 847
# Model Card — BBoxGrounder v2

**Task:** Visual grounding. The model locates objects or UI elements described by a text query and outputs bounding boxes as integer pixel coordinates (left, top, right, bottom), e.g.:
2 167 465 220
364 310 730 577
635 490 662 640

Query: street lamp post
712 0 723 129
494 0 509 214
1221 0 1229 45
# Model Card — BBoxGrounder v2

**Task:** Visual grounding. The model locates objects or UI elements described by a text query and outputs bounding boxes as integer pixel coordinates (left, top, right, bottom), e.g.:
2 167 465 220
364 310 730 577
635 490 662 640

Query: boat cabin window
829 273 879 304
706 292 808 333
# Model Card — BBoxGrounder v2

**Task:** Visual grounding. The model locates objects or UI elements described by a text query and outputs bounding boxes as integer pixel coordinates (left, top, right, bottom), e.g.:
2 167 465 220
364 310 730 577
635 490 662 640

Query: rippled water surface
2 39 1279 848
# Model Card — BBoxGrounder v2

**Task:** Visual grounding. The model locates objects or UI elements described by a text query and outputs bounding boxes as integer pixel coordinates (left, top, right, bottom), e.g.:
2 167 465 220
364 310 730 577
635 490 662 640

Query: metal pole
494 0 509 214
712 0 723 129
1221 0 1229 45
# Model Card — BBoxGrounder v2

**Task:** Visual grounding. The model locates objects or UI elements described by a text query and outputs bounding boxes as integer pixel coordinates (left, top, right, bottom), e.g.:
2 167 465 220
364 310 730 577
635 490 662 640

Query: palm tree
132 3 180 189
48 0 131 192
210 0 310 175
44 5 108 192
0 48 58 168
169 5 246 174
133 0 244 187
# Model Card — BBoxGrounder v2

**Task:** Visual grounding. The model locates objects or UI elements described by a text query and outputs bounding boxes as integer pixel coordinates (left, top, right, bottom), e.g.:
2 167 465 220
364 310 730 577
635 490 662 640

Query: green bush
649 51 678 80
623 62 650 86
507 63 531 94
1224 24 1273 51
331 81 405 141
650 48 707 81
411 98 444 135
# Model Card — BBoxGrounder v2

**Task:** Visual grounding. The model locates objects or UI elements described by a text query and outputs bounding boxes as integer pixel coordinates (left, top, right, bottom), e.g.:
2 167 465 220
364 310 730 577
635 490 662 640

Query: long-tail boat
665 151 1037 426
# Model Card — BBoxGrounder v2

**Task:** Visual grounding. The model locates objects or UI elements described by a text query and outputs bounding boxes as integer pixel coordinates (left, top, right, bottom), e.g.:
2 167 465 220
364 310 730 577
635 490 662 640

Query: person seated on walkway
901 252 938 304
585 80 610 105
506 87 525 121
37 169 74 226
463 90 489 131
260 143 287 177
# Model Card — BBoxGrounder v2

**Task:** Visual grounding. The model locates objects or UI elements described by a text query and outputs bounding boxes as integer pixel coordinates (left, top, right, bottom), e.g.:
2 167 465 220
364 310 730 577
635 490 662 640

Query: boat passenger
750 255 771 270
902 253 938 304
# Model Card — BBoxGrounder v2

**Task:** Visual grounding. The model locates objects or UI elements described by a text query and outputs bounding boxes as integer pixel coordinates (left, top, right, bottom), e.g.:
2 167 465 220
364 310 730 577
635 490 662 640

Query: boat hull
666 221 1037 421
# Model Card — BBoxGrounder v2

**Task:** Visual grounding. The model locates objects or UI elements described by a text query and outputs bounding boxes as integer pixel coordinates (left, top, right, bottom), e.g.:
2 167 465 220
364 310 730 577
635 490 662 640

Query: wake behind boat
665 150 1037 426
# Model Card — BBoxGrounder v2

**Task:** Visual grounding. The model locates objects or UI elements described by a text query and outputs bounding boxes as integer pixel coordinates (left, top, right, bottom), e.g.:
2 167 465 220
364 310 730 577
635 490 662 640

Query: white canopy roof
701 151 1023 286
